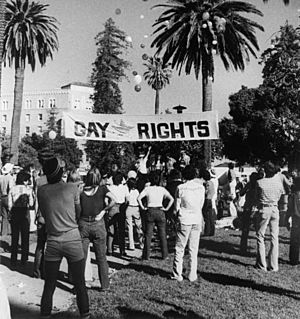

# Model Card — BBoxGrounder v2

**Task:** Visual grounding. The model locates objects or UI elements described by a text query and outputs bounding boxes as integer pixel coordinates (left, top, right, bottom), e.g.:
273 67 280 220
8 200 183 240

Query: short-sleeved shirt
126 189 139 206
108 184 129 204
139 185 171 208
176 180 205 225
37 181 80 239
255 175 284 206
80 185 109 217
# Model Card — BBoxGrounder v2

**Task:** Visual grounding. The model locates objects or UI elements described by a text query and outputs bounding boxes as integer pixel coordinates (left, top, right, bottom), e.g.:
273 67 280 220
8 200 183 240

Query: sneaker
170 275 183 282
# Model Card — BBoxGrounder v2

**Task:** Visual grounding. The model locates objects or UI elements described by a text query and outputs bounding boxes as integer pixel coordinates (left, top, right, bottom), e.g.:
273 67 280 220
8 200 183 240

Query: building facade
0 82 94 137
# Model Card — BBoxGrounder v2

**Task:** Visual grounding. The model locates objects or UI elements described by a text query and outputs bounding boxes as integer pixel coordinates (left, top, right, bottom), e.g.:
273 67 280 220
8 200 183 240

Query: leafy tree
151 0 264 167
90 18 131 114
143 56 172 114
220 23 300 168
3 0 59 164
86 18 135 173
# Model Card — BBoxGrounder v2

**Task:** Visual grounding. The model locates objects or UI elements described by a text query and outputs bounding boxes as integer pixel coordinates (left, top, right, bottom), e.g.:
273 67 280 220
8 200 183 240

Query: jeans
289 218 300 265
240 209 252 253
79 219 109 289
106 204 126 254
10 208 30 264
143 207 168 259
1 196 10 236
202 199 216 236
33 224 47 278
125 206 143 250
256 207 279 271
172 223 201 281
41 239 89 317
41 259 89 317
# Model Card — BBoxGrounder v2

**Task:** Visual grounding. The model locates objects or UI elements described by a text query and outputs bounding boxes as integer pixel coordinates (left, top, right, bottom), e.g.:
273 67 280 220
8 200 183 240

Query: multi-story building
0 82 94 136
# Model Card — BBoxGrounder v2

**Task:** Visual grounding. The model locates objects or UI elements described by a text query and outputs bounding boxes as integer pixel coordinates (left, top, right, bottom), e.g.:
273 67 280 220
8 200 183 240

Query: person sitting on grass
171 166 205 282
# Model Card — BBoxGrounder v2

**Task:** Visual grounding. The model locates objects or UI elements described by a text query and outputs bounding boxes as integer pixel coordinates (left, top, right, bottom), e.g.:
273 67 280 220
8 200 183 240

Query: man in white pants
171 166 205 282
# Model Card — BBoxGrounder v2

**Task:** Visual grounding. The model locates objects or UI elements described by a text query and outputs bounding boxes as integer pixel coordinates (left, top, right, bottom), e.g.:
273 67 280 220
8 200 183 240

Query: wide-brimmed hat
127 170 137 179
1 163 14 175
42 158 62 180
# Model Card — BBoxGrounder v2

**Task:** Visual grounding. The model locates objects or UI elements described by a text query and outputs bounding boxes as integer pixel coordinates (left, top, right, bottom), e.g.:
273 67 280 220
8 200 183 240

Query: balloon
142 53 148 60
202 12 210 21
212 40 217 45
140 43 145 49
132 70 138 76
115 8 121 15
140 14 144 19
134 74 142 84
134 84 141 92
143 34 149 38
49 130 57 140
125 35 132 43
202 23 207 29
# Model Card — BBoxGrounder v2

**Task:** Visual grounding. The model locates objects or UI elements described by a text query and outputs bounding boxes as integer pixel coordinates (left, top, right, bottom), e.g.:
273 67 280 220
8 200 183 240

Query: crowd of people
0 149 299 319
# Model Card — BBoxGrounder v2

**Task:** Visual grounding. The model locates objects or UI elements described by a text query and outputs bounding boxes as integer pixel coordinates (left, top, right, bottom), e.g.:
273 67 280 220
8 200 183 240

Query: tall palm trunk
155 88 160 114
10 65 25 164
202 62 213 169
0 0 6 97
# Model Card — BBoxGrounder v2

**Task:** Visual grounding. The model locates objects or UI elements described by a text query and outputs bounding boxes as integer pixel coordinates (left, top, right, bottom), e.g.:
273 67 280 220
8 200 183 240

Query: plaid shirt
255 174 284 207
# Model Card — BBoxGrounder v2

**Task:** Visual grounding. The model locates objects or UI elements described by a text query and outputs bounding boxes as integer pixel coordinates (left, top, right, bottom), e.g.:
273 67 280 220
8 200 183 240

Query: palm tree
3 0 58 164
0 0 6 97
151 0 264 167
263 0 289 5
144 56 172 114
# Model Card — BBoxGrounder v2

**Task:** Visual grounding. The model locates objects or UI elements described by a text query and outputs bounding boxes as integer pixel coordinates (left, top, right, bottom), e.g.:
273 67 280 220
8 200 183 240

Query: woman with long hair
79 167 116 291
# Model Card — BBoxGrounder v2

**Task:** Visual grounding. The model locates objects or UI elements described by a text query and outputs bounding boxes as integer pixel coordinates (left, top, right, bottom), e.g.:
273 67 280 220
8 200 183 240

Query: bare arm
162 190 174 212
137 191 146 210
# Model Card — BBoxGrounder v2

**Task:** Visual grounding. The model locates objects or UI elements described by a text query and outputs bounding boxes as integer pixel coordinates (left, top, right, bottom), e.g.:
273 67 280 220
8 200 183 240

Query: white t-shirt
108 184 129 204
139 186 171 208
137 157 148 174
126 189 139 206
176 179 205 225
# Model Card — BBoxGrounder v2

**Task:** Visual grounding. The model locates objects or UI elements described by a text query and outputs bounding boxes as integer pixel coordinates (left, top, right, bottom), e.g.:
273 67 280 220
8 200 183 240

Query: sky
1 0 300 119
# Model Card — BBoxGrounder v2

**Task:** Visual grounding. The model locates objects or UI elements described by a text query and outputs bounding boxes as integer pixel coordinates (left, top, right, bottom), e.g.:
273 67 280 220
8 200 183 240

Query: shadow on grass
198 252 254 267
118 306 161 319
0 239 11 252
126 262 170 279
230 233 290 245
150 298 206 319
199 238 241 256
201 271 300 300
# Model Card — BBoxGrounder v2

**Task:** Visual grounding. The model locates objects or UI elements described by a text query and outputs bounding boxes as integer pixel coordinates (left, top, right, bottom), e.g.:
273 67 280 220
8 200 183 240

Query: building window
25 126 30 134
38 99 45 108
74 98 80 109
49 98 56 108
38 126 43 134
38 113 43 121
2 100 8 110
25 114 30 122
25 99 32 109
2 114 7 122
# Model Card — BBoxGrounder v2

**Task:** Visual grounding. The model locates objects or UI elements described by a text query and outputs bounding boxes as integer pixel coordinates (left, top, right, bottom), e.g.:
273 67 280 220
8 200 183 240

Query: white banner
62 111 219 142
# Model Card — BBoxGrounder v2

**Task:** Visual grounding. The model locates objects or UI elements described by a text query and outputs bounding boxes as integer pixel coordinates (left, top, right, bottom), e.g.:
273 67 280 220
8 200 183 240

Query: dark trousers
289 221 300 265
10 209 30 264
143 207 168 260
41 259 89 317
240 209 252 253
202 199 216 236
33 224 47 278
106 204 125 254
79 219 109 289
1 196 10 236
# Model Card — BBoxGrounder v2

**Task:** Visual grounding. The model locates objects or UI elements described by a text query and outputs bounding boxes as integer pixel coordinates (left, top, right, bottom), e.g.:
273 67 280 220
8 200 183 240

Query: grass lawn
56 227 299 319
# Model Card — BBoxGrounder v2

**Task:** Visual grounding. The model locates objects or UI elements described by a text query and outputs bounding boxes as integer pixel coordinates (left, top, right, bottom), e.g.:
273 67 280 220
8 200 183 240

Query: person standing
106 172 128 256
8 170 34 267
79 167 116 290
37 158 90 319
286 176 300 265
171 166 205 282
125 178 144 251
136 146 151 192
0 163 15 236
254 161 284 272
137 171 174 260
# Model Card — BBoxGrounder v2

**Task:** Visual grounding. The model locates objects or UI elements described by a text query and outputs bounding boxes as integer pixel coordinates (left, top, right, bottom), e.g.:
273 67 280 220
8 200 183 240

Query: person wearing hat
0 163 15 236
37 158 90 319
